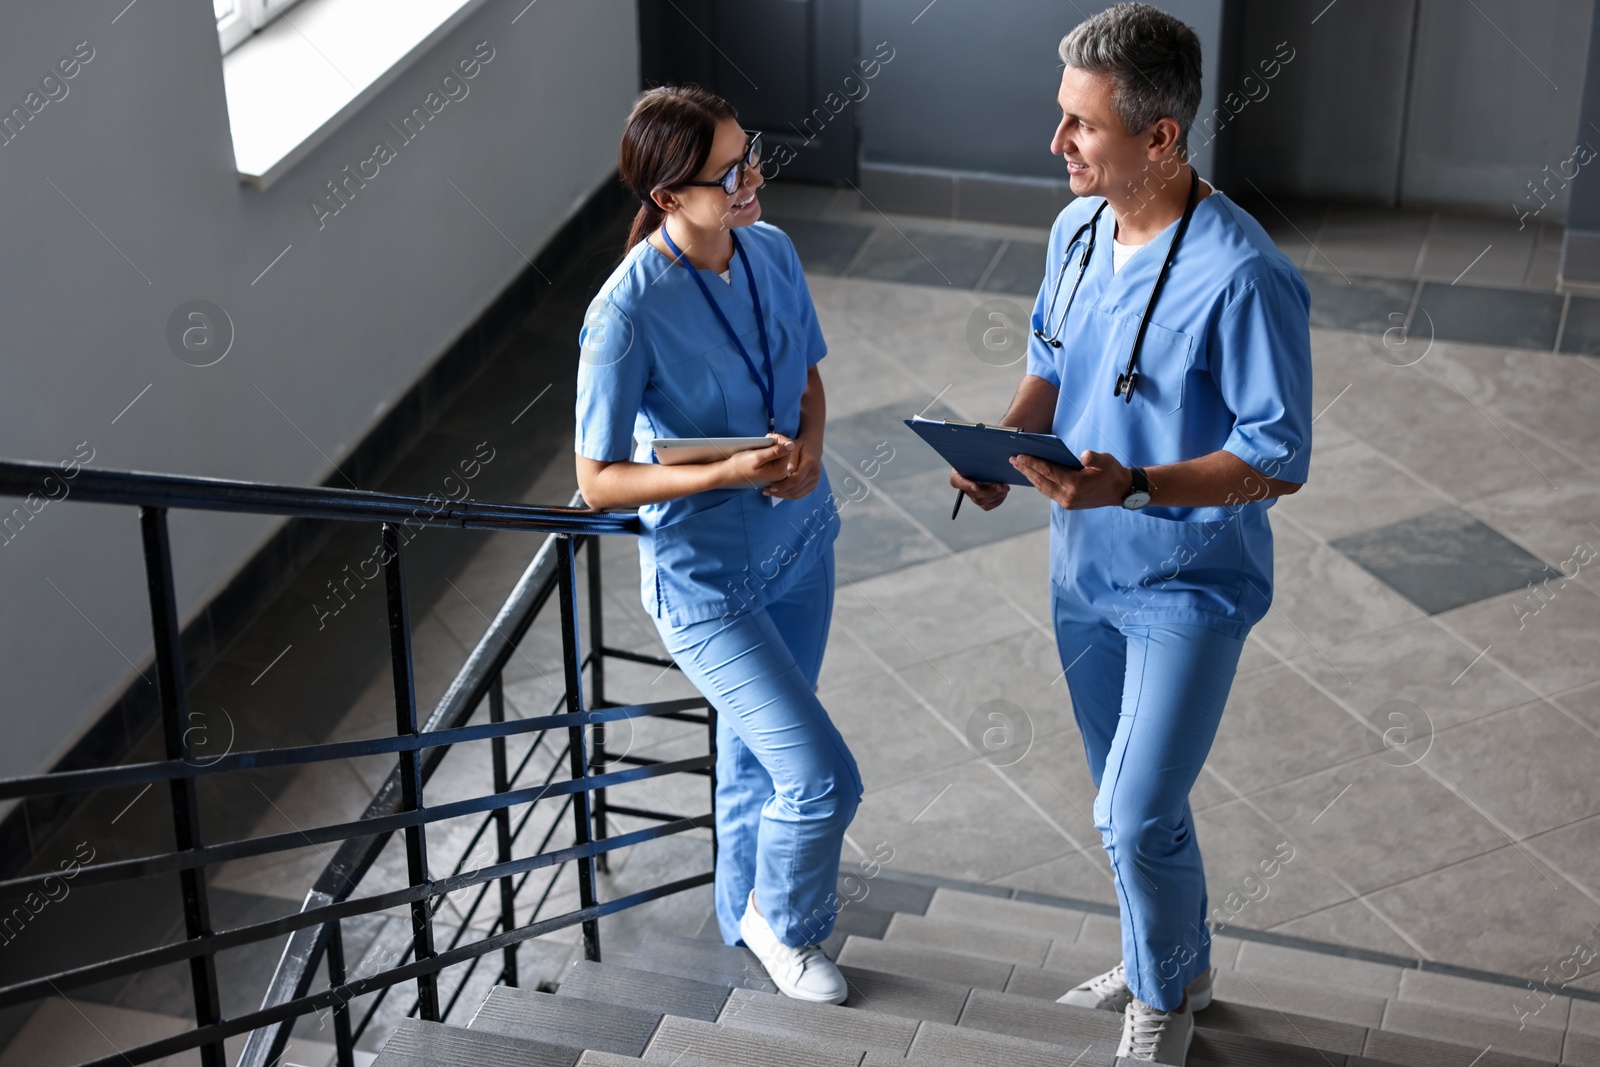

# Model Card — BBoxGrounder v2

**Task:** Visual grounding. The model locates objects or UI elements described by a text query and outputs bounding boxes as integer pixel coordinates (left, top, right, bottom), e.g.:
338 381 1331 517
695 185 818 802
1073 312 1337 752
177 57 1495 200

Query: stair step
836 963 972 1024
1379 997 1566 1062
557 959 731 1022
696 901 896 958
692 910 723 941
849 872 938 916
373 1017 581 1067
576 1053 729 1067
1564 1028 1600 1066
908 1018 1119 1067
394 875 1598 1067
625 932 777 992
1359 1028 1557 1067
861 1053 1121 1067
1211 968 1389 1028
837 935 1014 990
716 986 920 1053
923 887 1092 939
830 902 896 940
643 1014 865 1067
960 972 1414 1062
1398 968 1571 1030
857 934 1575 1066
1004 960 1114 999
469 986 661 1057
956 986 1126 1049
1192 1000 1368 1056
862 1053 1107 1067
1071 911 1131 955
958 965 1445 1065
923 886 1574 1048
1188 1027 1373 1067
1233 938 1406 998
819 903 896 959
1018 942 1125 983
883 911 1052 967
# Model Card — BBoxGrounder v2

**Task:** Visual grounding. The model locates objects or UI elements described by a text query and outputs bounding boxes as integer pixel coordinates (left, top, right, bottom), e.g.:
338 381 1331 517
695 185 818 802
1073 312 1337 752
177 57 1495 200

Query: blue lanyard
660 227 776 432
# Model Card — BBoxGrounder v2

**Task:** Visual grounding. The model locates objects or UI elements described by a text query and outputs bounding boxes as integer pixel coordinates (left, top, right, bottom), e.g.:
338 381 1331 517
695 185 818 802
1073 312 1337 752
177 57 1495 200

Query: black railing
0 458 716 1067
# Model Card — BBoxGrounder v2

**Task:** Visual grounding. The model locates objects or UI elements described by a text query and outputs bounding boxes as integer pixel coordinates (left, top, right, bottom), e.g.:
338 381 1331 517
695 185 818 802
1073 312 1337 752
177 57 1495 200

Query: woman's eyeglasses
681 130 762 195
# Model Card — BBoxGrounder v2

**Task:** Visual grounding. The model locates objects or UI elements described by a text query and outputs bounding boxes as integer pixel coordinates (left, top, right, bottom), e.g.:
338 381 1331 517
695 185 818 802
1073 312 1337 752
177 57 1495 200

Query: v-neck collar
645 234 743 279
1091 186 1219 307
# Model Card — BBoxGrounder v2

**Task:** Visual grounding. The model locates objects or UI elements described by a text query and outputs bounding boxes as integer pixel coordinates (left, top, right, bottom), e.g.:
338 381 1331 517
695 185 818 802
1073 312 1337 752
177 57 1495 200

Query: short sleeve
1025 233 1063 387
784 238 828 367
1211 268 1313 483
574 294 648 462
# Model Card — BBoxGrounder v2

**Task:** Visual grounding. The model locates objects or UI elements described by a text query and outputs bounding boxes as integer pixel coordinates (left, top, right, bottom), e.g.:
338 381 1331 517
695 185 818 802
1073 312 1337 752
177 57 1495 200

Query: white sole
738 913 847 1005
770 982 847 1005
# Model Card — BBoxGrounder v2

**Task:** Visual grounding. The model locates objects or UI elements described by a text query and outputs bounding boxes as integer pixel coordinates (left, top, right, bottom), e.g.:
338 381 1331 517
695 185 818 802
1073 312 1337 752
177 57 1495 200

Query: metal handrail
0 458 714 1067
0 458 641 534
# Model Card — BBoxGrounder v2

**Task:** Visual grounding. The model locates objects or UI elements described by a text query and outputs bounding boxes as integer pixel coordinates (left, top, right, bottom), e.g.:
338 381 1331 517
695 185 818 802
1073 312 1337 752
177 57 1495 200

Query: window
217 0 309 56
221 0 485 186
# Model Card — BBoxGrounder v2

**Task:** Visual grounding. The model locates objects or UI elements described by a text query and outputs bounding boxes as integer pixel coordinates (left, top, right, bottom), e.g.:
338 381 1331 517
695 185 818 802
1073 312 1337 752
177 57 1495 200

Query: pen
951 488 964 520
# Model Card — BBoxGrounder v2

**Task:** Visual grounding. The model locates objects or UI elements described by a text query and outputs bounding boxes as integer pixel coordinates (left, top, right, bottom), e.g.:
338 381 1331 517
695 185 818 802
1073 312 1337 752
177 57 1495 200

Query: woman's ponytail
626 193 667 253
618 86 737 254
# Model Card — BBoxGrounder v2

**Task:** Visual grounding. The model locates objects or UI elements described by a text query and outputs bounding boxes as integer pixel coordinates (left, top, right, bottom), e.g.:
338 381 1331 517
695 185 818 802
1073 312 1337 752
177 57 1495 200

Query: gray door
1221 0 1593 217
639 0 861 184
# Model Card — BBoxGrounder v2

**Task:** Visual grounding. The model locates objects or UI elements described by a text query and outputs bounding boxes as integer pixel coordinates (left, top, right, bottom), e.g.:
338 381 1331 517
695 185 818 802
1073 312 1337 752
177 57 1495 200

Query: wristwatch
1122 466 1152 510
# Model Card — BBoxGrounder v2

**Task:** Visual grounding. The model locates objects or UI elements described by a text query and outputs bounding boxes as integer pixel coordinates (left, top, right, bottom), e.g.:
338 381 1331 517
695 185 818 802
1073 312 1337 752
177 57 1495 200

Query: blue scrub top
1026 185 1313 638
575 221 838 627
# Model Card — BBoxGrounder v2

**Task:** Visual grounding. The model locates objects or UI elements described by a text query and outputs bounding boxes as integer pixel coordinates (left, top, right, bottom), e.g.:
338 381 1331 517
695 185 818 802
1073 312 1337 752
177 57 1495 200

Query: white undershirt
718 269 731 284
1111 176 1217 273
1112 238 1147 274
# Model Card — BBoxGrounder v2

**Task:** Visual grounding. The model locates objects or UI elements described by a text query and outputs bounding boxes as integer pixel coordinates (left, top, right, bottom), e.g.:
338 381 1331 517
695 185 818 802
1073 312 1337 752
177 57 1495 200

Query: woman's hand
764 435 823 499
577 437 796 509
719 435 795 490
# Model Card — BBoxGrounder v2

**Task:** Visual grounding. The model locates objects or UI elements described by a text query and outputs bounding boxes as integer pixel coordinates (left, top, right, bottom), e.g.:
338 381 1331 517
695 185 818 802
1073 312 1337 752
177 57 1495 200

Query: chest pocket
764 299 814 397
1086 308 1195 415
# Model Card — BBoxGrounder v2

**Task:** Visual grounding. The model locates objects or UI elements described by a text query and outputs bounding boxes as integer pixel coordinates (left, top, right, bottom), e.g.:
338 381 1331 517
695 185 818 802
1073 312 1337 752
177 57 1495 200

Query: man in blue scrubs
950 6 1312 1063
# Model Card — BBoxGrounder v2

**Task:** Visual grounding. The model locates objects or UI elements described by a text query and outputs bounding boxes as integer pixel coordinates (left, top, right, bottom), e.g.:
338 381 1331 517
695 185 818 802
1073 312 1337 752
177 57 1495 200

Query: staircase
371 875 1599 1067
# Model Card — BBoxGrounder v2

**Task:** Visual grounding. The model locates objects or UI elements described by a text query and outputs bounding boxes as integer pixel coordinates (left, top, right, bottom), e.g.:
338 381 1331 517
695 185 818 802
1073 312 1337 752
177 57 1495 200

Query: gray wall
855 0 1596 219
1403 0 1592 216
0 0 637 781
1216 0 1415 202
857 0 1227 183
1225 0 1594 217
1570 2 1600 232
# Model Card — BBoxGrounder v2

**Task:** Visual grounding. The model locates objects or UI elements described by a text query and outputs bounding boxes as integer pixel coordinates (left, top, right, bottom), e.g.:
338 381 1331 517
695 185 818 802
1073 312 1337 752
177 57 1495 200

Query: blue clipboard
902 416 1082 486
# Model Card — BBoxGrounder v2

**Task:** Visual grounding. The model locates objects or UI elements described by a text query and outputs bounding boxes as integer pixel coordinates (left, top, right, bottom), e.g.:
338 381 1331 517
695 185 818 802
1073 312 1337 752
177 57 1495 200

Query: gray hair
1058 3 1203 155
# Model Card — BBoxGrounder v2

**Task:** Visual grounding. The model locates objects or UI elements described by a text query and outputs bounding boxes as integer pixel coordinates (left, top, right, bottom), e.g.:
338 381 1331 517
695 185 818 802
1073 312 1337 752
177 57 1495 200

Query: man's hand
950 469 1010 511
764 436 823 499
1010 449 1131 509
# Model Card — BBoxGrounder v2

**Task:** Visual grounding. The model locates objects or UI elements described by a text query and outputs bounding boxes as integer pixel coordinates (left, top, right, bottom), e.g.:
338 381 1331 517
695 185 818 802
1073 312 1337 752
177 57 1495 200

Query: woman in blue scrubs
573 86 861 1005
953 6 1311 1063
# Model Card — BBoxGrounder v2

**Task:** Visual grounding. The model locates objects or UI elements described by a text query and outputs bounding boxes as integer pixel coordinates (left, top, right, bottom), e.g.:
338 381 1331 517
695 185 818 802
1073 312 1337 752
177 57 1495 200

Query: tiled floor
8 181 1600 1064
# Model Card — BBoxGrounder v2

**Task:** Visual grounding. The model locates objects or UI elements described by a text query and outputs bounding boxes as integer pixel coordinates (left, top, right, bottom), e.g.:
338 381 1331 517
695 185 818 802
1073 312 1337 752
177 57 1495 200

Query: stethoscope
1034 168 1201 404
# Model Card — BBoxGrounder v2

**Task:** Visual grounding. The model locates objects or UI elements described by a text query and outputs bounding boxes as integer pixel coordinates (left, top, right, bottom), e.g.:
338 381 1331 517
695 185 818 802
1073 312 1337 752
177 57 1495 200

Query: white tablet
652 436 775 465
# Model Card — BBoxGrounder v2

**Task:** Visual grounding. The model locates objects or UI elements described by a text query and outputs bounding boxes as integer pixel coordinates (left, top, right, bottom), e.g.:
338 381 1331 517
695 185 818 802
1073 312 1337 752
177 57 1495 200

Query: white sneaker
1117 990 1194 1064
1057 961 1214 1013
737 890 848 1004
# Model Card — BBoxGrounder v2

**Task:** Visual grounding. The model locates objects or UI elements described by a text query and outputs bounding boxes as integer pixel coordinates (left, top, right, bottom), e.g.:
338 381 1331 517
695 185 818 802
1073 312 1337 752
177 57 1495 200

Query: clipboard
902 416 1082 486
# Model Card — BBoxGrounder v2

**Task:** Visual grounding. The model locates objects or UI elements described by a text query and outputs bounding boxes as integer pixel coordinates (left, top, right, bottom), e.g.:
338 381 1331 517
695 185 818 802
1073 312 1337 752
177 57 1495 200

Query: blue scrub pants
1052 587 1246 1011
653 547 863 948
